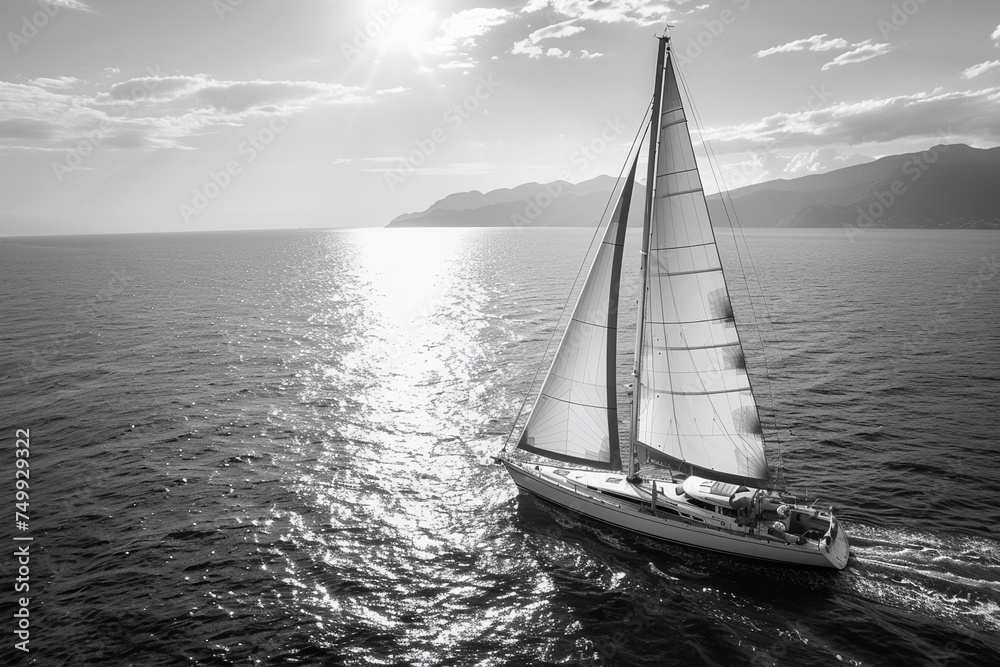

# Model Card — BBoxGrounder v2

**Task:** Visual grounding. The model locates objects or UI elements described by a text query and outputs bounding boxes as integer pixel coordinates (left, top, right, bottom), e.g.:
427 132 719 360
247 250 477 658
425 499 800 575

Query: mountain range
387 144 1000 230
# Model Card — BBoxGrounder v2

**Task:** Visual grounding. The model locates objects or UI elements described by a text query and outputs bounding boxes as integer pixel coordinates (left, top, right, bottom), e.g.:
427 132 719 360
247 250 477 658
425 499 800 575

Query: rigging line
672 60 779 456
501 99 655 454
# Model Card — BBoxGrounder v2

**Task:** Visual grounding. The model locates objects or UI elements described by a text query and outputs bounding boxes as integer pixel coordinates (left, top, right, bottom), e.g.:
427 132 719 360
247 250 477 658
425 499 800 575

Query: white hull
501 458 850 570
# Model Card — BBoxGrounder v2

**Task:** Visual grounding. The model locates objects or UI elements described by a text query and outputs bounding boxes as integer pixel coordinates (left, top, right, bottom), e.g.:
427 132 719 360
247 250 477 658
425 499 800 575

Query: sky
1 0 998 236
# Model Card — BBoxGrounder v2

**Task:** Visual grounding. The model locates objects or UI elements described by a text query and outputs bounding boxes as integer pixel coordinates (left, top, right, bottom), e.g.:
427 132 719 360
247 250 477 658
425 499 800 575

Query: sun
341 1 440 65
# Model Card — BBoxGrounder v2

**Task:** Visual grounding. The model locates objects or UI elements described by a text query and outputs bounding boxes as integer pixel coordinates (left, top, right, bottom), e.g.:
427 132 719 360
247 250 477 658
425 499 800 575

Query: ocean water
1 226 998 666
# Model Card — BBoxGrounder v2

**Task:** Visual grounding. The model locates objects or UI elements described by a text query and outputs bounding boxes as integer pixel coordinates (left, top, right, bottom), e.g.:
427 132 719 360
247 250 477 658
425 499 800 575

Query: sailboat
496 35 850 569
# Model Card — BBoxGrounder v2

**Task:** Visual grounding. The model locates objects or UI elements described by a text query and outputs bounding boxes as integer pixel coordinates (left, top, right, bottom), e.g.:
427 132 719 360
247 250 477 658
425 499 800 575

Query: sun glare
342 1 439 65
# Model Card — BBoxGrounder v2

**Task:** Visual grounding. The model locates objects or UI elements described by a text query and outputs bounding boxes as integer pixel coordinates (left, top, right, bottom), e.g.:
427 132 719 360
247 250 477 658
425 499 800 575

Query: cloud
531 23 586 40
0 117 59 140
106 74 365 112
0 80 183 150
521 0 672 25
780 148 875 176
993 24 1000 42
755 34 848 58
962 60 1000 79
821 40 892 70
0 80 96 133
513 2 663 58
425 7 512 56
108 75 203 103
724 148 876 186
40 0 92 11
0 74 368 153
754 35 891 71
196 80 361 113
27 76 83 90
512 42 543 58
512 20 585 59
703 87 1000 152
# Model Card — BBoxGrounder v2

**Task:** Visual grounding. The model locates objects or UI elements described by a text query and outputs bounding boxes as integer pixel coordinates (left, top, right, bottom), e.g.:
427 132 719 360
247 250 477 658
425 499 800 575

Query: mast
628 35 668 481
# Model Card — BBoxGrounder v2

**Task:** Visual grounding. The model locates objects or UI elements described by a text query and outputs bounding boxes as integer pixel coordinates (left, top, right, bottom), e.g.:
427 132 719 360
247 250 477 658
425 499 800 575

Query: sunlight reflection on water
269 229 539 663
348 228 488 435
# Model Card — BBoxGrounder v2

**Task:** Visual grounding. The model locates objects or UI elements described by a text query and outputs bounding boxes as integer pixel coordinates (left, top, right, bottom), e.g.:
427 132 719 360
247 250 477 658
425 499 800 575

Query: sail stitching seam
663 342 741 351
658 267 721 277
538 393 614 409
646 316 734 325
650 388 752 396
656 187 703 198
649 241 715 250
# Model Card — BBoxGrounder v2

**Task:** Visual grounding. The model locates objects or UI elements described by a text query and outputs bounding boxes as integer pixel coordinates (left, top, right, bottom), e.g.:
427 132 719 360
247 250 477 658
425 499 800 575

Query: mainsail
634 45 769 485
516 157 639 469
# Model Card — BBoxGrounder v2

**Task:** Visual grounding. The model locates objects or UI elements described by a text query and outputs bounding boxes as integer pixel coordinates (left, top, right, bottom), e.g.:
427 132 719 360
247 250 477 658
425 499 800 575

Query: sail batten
665 342 741 351
647 316 733 325
658 187 705 199
656 388 753 396
569 318 613 329
661 241 715 250
661 267 724 278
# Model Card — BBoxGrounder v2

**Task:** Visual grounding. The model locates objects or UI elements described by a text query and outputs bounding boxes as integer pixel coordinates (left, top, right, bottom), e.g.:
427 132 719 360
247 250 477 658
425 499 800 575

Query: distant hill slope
388 176 645 228
386 144 1000 229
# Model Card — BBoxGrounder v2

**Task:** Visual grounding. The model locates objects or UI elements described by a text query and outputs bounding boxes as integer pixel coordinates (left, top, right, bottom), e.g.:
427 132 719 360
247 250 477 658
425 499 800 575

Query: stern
822 518 850 569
